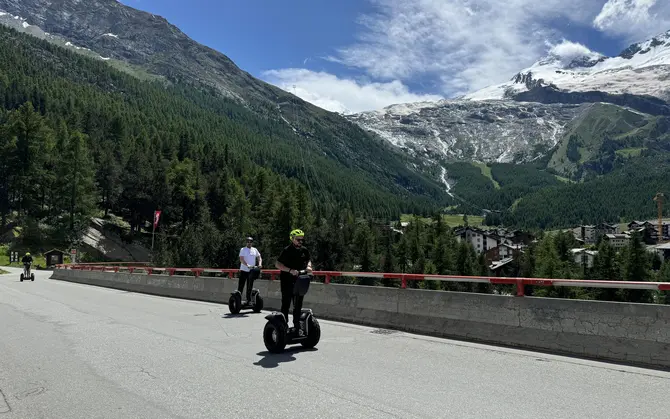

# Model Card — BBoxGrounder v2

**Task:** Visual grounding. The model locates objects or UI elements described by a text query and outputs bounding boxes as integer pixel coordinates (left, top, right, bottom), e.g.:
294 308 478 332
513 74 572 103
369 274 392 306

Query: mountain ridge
0 0 451 213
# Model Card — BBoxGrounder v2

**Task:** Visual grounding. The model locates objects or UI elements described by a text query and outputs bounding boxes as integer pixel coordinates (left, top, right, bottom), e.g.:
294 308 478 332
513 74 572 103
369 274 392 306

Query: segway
20 262 35 282
263 270 321 353
229 266 264 314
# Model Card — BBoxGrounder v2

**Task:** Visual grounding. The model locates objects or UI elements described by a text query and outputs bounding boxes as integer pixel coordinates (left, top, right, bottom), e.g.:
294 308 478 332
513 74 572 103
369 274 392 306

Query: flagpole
152 221 156 251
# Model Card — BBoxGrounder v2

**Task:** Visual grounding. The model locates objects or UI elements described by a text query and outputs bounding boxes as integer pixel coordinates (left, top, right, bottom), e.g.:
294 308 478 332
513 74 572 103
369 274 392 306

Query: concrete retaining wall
51 269 670 370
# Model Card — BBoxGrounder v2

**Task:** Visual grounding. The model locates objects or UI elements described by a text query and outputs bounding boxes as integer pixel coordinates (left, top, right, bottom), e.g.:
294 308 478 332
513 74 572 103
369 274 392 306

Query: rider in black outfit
21 252 33 265
275 229 312 333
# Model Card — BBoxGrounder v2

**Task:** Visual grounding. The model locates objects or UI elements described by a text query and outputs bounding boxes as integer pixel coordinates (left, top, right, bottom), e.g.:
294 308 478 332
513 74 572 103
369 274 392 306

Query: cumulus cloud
593 0 670 41
262 68 442 114
263 0 670 113
327 0 606 97
545 40 603 66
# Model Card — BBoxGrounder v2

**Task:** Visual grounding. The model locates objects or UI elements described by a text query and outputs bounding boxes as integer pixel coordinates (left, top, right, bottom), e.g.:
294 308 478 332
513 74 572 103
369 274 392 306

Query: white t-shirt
239 246 261 272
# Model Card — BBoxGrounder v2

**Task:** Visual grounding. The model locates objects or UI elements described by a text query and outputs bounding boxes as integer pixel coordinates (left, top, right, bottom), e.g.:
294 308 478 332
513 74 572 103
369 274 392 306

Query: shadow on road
253 348 318 369
222 313 249 319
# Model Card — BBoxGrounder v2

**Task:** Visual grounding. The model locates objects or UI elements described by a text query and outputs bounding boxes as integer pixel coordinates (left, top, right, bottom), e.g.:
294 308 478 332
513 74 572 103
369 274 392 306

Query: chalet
570 248 598 268
454 227 497 254
572 225 596 244
597 223 618 235
571 223 618 244
489 257 517 277
485 243 523 264
604 233 630 249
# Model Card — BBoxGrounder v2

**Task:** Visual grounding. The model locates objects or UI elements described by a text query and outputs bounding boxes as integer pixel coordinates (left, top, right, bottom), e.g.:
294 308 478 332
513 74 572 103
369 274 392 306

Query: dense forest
1 25 669 304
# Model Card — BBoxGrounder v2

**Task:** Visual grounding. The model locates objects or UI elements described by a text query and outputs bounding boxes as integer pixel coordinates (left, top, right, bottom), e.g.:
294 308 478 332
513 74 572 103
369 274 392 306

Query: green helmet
289 229 304 241
25 252 30 256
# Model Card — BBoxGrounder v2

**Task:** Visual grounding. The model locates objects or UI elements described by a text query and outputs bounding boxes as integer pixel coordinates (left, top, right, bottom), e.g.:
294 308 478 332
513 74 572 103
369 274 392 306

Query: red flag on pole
153 210 162 230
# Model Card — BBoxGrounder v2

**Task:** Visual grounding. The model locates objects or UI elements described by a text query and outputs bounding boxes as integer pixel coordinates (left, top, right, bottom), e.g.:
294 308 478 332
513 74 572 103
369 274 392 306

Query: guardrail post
401 275 407 289
271 273 276 281
516 279 525 297
325 274 331 285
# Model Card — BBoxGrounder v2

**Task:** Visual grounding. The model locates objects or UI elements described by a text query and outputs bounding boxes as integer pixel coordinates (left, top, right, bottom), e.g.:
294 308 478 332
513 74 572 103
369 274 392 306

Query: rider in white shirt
238 237 262 302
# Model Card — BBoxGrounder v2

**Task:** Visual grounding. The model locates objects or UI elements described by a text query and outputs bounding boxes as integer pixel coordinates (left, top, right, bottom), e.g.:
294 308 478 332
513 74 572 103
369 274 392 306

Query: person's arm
275 249 297 276
256 250 262 268
305 249 313 273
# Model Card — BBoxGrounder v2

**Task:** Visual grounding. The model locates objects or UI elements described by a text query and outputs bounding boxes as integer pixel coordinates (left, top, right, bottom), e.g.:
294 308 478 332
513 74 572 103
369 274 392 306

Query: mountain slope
547 103 670 179
500 154 670 229
0 0 450 213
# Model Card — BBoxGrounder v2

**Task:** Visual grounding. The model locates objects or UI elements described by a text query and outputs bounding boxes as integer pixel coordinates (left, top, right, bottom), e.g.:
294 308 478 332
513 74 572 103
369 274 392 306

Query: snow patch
100 56 111 61
0 12 7 17
21 21 30 28
103 33 119 38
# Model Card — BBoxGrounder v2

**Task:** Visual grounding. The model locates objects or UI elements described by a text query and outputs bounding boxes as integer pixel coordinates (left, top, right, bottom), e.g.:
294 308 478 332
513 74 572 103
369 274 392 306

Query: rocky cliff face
347 101 585 164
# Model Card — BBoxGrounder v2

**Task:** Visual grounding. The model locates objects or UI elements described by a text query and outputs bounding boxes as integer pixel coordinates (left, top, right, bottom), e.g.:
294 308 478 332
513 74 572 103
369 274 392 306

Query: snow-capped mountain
349 32 670 169
466 32 670 101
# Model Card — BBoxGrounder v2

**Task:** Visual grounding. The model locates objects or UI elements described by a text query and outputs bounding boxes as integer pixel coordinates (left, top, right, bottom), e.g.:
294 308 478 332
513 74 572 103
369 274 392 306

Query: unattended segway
263 270 321 353
229 266 264 314
20 262 35 282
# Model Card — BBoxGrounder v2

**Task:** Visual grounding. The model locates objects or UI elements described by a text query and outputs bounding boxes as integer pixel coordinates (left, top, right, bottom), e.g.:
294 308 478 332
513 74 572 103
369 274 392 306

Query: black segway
229 266 264 314
20 262 35 282
262 270 321 353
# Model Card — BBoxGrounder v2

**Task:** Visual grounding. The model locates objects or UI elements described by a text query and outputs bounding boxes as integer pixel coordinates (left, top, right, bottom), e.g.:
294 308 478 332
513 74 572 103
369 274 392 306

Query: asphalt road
1 267 669 419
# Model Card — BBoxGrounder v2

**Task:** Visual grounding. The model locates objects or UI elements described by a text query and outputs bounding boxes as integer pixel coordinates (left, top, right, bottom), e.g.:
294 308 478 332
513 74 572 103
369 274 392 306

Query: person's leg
280 278 293 323
237 270 248 297
246 269 257 301
293 295 304 330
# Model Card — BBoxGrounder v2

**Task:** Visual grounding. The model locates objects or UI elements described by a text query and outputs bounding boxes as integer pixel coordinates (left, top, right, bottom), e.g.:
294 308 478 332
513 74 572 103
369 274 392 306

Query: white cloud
327 0 606 97
262 68 442 114
593 0 670 41
545 40 603 66
263 0 670 113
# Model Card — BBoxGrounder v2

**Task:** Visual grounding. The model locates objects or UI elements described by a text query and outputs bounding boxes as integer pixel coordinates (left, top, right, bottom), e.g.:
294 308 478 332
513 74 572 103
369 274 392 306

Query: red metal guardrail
54 264 670 297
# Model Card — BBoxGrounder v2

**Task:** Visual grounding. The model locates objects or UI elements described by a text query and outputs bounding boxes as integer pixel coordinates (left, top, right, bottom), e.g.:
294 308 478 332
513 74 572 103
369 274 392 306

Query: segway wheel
31 274 35 282
253 295 264 313
20 274 24 282
228 294 241 314
263 321 287 353
301 316 321 349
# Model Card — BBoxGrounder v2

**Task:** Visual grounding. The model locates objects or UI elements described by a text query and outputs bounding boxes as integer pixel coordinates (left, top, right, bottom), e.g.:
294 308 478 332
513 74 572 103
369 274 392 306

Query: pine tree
62 131 97 238
622 232 652 302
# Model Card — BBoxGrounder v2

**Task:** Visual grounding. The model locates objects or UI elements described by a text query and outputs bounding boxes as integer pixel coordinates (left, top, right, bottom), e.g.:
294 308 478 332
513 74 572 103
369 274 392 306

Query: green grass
615 147 645 158
472 162 500 189
400 214 484 227
0 255 47 267
0 245 48 267
0 268 8 274
553 174 574 183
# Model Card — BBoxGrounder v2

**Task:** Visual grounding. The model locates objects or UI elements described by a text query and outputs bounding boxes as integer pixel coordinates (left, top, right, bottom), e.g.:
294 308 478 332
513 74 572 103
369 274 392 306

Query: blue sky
120 0 670 113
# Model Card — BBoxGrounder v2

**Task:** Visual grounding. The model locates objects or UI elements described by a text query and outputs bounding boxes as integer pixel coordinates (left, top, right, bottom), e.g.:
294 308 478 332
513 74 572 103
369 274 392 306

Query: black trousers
237 269 258 301
280 277 303 328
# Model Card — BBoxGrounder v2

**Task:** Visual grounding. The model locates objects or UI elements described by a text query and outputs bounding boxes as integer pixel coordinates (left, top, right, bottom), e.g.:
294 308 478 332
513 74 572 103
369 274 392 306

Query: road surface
1 267 669 418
